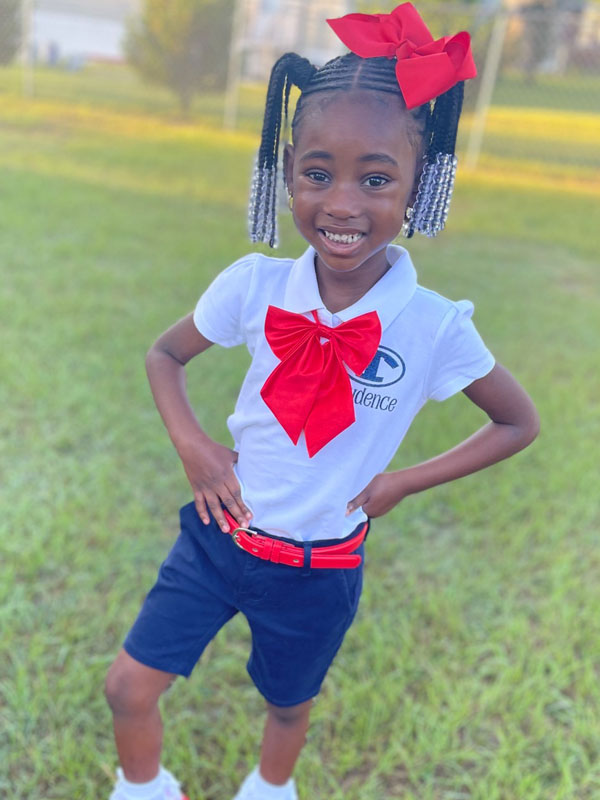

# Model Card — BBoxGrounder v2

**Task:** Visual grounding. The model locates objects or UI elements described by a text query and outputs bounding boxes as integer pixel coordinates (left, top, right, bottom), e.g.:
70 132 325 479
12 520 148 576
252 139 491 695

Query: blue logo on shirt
351 346 406 387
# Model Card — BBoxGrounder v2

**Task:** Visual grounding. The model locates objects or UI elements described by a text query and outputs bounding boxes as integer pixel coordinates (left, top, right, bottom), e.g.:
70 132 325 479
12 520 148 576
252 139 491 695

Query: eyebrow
359 153 399 167
299 150 333 162
299 150 399 167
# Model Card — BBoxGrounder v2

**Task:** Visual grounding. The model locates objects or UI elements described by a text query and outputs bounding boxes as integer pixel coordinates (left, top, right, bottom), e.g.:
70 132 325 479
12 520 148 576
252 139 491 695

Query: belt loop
301 542 312 576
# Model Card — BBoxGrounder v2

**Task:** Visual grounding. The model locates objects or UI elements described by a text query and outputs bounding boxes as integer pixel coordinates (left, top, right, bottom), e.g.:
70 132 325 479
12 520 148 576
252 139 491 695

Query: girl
105 5 539 800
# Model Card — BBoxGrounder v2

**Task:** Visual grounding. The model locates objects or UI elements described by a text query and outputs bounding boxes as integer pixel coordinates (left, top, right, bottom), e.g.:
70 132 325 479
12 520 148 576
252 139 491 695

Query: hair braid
404 82 465 238
249 54 316 247
427 82 464 162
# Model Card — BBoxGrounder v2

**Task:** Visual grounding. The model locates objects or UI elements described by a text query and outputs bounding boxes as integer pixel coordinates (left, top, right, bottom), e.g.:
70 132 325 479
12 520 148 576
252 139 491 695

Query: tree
358 0 481 9
125 0 234 114
0 0 21 66
356 1 482 41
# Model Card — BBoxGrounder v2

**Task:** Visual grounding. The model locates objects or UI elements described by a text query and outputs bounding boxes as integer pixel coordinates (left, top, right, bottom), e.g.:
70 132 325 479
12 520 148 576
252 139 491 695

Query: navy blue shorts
123 502 365 707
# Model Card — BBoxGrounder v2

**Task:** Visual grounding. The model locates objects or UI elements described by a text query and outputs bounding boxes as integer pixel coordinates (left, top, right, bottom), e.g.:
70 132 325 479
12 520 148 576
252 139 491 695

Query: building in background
30 0 353 70
32 0 140 64
242 0 353 79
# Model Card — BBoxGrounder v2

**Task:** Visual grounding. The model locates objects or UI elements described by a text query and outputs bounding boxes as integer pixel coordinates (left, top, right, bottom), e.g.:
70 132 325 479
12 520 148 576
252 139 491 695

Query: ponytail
406 82 465 238
249 53 317 247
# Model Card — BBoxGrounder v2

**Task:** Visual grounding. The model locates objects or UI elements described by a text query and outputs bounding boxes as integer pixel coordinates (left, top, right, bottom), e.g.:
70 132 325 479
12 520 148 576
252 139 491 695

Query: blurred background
1 2 599 799
2 0 600 173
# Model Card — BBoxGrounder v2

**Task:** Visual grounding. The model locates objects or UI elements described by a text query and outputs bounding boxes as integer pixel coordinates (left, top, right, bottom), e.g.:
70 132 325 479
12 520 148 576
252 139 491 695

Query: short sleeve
193 254 258 348
426 300 495 401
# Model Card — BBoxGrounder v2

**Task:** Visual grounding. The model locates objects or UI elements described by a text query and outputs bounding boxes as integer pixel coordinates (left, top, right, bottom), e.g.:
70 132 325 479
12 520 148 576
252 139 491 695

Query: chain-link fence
464 2 600 174
1 0 599 179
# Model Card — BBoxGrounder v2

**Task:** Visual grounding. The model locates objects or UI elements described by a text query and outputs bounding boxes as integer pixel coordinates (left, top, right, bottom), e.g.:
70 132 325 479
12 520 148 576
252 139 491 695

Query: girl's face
284 91 420 284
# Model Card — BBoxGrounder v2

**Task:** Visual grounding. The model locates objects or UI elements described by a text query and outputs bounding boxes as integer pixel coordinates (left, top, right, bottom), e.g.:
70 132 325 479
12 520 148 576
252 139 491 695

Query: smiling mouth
321 230 365 244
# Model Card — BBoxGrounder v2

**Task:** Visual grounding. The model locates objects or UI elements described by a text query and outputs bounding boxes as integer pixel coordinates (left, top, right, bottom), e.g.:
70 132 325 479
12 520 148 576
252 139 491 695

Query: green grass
3 61 600 178
493 72 600 113
1 90 600 799
0 62 266 132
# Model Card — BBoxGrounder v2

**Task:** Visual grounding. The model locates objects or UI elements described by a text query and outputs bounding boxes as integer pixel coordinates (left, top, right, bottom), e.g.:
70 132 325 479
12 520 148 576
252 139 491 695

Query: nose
322 181 362 220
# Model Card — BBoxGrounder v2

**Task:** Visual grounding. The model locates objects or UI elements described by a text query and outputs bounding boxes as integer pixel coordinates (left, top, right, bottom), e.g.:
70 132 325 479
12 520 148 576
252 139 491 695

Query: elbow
145 340 173 377
145 342 159 374
497 403 540 455
524 419 540 449
517 405 541 450
145 340 186 378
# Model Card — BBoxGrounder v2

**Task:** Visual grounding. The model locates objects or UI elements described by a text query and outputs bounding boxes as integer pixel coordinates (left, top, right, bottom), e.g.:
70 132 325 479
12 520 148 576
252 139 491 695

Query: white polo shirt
193 245 495 542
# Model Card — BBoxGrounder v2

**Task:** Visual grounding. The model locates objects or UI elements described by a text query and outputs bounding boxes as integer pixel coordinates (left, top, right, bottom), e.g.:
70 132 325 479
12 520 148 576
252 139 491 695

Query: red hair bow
327 2 477 109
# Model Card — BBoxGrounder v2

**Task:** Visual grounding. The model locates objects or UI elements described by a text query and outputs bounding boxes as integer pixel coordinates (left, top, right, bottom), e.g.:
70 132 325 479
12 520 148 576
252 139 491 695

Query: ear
283 143 295 195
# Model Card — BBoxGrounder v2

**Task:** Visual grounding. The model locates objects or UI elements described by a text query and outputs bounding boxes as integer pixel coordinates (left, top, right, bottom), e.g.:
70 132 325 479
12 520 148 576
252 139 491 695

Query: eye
363 175 389 188
305 170 330 183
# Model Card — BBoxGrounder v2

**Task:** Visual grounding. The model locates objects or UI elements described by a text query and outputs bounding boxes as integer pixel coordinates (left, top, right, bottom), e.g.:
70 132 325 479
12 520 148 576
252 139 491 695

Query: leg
259 699 313 785
105 649 178 783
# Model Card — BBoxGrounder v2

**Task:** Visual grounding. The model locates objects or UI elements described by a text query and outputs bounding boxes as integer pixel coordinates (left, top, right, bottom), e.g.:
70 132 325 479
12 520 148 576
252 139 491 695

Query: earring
288 193 294 211
400 205 414 238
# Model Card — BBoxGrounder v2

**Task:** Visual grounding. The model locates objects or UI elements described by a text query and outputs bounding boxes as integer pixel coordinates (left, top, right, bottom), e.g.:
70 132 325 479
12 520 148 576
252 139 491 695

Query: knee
266 699 312 727
105 659 144 715
104 655 169 716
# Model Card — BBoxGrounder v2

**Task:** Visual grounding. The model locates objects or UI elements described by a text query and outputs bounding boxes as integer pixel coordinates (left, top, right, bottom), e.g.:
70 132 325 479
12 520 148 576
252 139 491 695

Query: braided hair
248 52 465 246
248 53 316 249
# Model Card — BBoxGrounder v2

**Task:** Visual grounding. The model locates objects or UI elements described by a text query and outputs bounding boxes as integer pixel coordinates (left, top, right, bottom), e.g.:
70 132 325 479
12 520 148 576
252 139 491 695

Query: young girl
105 4 539 800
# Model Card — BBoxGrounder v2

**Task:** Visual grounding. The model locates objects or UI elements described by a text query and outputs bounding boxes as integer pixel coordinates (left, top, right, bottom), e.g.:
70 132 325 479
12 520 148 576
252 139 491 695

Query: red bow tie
260 306 382 457
327 2 477 109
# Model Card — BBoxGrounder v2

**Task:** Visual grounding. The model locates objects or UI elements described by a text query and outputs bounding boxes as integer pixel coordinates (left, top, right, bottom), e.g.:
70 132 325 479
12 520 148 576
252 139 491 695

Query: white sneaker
109 766 187 800
232 767 298 800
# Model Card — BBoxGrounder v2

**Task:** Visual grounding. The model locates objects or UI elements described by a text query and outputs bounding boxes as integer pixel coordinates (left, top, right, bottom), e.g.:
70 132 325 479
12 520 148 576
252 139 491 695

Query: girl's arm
145 313 252 532
346 363 540 518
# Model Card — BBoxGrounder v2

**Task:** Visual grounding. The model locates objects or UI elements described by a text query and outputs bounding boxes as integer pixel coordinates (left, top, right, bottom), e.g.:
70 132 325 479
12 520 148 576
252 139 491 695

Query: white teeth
323 231 362 244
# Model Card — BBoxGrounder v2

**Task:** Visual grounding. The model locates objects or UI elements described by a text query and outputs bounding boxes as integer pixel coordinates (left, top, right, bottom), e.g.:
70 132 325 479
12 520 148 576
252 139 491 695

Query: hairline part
291 87 428 155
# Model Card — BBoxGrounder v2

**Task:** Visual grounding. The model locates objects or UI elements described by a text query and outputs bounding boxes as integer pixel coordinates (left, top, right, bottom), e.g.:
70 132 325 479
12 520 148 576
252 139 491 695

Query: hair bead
408 83 464 238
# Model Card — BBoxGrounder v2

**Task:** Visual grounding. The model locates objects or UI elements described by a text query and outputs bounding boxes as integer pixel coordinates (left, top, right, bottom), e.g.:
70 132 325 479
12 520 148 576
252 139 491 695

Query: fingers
346 491 368 516
346 474 394 519
194 478 252 533
186 444 252 532
193 488 232 533
194 494 210 526
205 490 232 533
220 480 252 527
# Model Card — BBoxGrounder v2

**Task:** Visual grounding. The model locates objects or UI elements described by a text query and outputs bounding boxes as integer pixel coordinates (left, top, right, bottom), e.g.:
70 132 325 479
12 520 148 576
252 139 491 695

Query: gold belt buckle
231 525 255 549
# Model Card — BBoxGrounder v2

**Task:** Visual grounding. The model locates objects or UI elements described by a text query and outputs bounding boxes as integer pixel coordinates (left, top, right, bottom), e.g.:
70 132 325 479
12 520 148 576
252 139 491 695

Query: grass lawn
1 90 599 800
3 62 600 176
493 72 600 114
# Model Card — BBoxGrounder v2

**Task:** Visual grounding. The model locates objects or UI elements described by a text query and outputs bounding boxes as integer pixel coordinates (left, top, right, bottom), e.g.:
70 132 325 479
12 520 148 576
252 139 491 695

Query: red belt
223 509 367 569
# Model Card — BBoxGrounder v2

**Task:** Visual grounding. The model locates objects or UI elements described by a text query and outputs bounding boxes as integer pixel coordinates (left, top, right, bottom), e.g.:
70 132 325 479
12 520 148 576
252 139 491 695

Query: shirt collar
283 245 417 331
